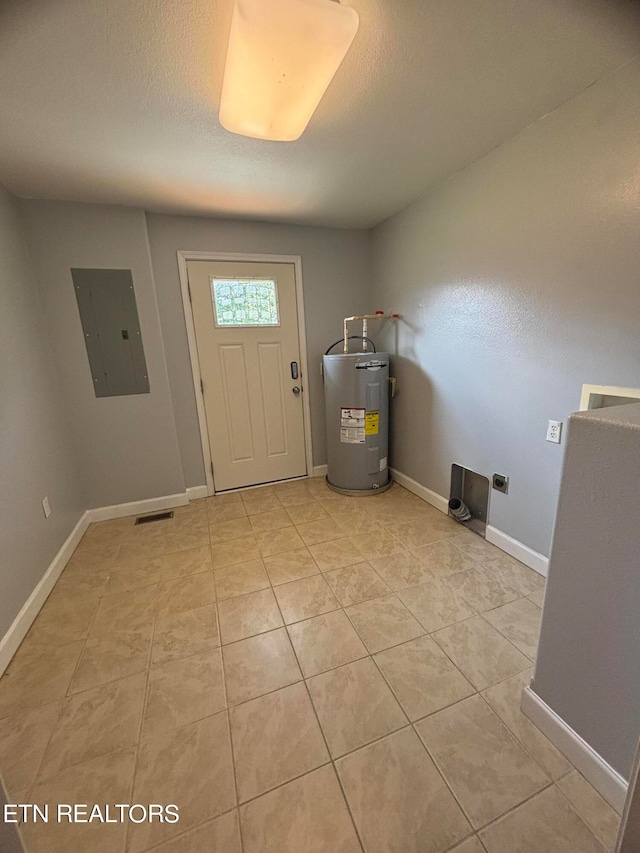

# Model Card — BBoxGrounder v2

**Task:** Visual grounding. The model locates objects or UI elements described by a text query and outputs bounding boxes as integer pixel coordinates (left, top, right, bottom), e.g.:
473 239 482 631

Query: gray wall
0 186 84 639
371 56 640 557
146 214 371 487
532 404 640 779
19 201 185 508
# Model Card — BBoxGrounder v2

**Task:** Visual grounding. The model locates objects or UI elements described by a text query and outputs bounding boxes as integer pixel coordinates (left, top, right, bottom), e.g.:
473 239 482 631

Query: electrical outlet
492 473 509 494
42 496 51 518
546 420 563 444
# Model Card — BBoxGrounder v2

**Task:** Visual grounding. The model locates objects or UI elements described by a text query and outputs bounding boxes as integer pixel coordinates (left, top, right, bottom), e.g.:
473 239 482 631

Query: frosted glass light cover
219 0 359 141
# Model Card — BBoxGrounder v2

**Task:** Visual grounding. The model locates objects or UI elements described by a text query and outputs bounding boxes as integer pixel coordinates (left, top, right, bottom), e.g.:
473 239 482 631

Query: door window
211 278 280 327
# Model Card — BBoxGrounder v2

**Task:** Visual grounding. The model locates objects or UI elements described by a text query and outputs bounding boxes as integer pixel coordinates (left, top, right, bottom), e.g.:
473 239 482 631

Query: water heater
323 352 391 494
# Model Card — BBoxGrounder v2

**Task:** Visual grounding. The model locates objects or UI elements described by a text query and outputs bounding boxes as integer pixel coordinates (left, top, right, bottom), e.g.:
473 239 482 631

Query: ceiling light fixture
219 0 359 142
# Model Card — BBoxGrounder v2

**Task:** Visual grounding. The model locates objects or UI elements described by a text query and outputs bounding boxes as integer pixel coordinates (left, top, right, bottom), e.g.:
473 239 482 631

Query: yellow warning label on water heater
365 412 379 435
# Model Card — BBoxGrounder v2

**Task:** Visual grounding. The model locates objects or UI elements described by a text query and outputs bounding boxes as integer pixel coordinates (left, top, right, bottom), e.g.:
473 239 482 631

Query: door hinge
210 461 214 477
200 378 204 394
187 283 192 304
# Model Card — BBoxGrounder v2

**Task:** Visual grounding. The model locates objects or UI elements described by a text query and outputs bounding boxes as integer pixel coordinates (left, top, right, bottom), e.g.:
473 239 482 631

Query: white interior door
188 260 307 491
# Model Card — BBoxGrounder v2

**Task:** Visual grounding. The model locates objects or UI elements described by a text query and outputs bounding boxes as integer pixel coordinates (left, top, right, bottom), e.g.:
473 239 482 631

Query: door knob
292 386 301 395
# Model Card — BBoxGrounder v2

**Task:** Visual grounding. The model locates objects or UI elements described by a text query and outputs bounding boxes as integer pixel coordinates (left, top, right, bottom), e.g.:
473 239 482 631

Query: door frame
177 250 314 495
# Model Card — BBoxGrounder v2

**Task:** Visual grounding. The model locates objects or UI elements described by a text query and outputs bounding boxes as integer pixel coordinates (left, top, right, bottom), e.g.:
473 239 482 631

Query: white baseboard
87 492 190 523
486 525 548 577
186 485 209 501
389 468 449 513
0 510 90 677
521 685 627 813
390 468 547 577
312 464 328 478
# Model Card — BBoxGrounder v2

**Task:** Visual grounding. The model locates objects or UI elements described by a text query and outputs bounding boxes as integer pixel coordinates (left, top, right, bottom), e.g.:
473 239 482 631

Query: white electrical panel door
188 260 307 491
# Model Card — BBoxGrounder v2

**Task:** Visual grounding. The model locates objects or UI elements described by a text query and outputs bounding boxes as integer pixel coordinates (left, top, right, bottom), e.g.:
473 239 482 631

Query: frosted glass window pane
212 278 280 326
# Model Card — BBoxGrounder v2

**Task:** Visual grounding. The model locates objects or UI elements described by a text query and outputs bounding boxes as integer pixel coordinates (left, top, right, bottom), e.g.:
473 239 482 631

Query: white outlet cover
546 420 562 443
42 496 51 518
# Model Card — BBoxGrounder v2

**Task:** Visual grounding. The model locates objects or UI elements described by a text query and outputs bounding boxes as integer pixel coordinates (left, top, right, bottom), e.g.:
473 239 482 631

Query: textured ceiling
0 0 639 227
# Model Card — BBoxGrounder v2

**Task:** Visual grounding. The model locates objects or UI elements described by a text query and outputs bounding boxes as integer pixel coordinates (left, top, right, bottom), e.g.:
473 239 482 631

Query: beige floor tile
332 509 382 537
128 712 236 853
28 589 99 646
148 811 242 853
557 771 621 850
527 588 545 607
119 521 167 548
242 492 282 515
73 538 122 563
413 538 480 579
90 585 158 636
345 593 424 653
286 502 329 525
164 523 210 555
350 529 406 560
223 628 302 706
157 571 216 615
390 516 459 549
416 694 549 828
483 598 541 660
397 578 476 632
479 785 605 852
214 558 270 600
308 537 364 571
240 764 360 853
69 626 152 693
207 501 248 524
374 634 475 721
39 672 146 780
172 502 208 524
248 508 293 533
218 588 283 644
370 550 435 590
23 747 136 853
274 574 340 624
231 682 329 802
432 617 530 691
296 518 343 546
209 516 253 544
481 670 571 780
337 726 471 853
0 700 63 795
142 648 226 739
56 559 111 598
447 567 520 612
276 486 317 508
152 604 220 664
483 553 545 597
256 526 304 557
448 529 503 564
105 554 162 594
0 640 84 719
287 610 367 678
263 547 320 586
325 562 390 606
307 657 407 758
159 544 212 582
210 534 261 568
449 838 487 853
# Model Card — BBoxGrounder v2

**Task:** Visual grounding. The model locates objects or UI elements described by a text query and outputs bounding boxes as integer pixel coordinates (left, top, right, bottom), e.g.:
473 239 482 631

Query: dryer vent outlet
450 464 489 537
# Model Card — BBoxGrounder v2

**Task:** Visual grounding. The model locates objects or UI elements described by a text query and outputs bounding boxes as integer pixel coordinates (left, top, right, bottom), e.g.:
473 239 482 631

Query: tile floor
0 478 621 852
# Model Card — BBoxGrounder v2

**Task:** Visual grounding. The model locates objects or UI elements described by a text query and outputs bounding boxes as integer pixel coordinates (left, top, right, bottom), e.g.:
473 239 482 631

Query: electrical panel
72 268 149 397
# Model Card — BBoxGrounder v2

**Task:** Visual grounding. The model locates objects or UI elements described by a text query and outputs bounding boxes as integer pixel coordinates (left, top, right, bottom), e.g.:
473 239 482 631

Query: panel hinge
200 378 204 394
210 461 214 477
187 283 192 304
